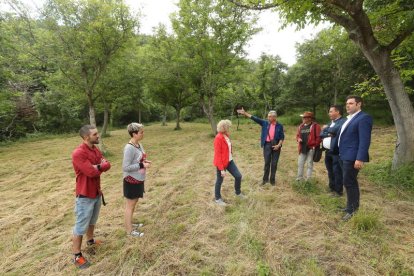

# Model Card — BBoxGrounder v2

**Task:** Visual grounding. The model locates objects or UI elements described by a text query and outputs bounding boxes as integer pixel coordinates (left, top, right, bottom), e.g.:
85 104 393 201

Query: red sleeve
214 136 225 171
315 124 322 145
296 124 302 141
72 149 102 178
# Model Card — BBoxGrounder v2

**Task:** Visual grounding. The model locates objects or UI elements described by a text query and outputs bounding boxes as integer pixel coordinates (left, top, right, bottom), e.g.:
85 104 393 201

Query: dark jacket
250 116 285 148
320 117 346 153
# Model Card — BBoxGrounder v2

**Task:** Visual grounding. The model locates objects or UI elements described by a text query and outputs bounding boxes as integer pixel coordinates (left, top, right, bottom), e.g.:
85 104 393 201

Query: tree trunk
366 51 414 169
174 107 182 130
87 93 97 127
162 105 167 126
201 97 217 135
101 103 110 137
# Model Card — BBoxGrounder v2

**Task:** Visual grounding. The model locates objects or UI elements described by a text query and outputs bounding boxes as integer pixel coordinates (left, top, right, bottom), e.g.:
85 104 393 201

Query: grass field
0 122 413 275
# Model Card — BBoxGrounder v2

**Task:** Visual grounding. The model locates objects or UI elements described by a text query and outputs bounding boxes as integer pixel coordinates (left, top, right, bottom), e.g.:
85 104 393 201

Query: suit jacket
320 117 346 153
335 111 373 162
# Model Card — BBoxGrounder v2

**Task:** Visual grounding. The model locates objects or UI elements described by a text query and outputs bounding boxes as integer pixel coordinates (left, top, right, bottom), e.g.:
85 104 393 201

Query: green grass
350 209 383 232
0 123 414 275
364 161 414 191
292 178 323 195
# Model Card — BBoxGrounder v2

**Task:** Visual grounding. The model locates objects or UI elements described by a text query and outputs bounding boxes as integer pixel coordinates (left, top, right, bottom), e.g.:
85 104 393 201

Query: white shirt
322 121 336 149
338 110 361 146
224 136 233 161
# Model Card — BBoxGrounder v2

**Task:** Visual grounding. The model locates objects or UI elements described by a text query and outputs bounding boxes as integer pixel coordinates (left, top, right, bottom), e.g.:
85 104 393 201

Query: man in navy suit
336 95 373 221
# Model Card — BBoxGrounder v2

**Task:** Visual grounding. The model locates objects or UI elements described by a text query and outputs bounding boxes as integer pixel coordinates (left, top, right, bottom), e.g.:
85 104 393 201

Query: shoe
215 198 227 206
73 255 90 269
295 177 304 181
86 239 102 246
337 207 349 212
132 223 144 228
235 193 247 199
270 181 276 186
130 230 144 237
342 212 354 221
261 180 268 185
330 192 342 197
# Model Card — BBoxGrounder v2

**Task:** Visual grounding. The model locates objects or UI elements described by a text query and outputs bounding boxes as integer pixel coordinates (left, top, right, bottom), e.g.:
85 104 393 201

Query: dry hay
0 123 413 275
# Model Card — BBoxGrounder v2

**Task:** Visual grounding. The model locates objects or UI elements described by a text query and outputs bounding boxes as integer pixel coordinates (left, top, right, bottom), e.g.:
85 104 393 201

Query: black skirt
123 179 145 199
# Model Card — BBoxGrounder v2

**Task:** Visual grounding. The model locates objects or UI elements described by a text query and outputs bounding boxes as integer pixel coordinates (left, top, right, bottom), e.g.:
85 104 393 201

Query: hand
322 125 328 129
354 160 364 170
236 107 245 115
297 138 302 143
100 160 111 171
143 160 151 168
272 144 281 151
221 170 226 178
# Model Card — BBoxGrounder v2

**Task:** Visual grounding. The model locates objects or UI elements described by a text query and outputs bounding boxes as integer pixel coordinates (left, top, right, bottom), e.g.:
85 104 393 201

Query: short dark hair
346 95 363 105
330 105 343 116
79 125 96 138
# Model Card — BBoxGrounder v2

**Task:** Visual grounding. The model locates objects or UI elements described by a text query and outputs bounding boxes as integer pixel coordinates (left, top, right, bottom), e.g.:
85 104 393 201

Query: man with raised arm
237 108 284 186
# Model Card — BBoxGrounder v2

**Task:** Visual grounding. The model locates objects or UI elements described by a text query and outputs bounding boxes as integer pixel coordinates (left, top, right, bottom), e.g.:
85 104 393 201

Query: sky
8 0 328 66
127 0 328 66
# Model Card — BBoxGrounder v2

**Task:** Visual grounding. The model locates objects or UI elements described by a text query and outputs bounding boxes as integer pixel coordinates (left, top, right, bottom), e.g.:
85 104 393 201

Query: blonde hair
127 122 144 137
217 119 232 133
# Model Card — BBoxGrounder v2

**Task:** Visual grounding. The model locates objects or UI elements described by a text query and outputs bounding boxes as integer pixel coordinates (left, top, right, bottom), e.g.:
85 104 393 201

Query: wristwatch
97 164 101 171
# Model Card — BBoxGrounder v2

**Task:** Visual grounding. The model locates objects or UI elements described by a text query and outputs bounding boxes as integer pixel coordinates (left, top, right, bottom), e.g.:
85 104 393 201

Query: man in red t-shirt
71 125 111 269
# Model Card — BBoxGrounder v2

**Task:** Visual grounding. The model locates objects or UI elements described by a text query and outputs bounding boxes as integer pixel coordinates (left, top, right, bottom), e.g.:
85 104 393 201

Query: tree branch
226 0 278 10
387 23 414 51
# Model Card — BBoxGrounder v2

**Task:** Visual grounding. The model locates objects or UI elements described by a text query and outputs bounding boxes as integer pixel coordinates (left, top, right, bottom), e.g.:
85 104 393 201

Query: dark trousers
340 160 360 213
325 152 343 194
263 142 281 184
215 160 242 200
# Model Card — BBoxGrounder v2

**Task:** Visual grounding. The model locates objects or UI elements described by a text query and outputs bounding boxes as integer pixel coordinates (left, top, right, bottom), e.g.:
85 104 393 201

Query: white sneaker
235 193 247 199
130 230 144 237
215 198 227 206
132 223 144 228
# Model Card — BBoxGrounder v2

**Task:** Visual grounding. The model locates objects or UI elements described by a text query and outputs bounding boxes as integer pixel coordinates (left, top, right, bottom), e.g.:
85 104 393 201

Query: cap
300 111 314 118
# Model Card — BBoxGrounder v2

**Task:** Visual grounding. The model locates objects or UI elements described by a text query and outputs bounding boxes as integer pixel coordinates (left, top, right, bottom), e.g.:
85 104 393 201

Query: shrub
364 161 414 191
350 210 382 232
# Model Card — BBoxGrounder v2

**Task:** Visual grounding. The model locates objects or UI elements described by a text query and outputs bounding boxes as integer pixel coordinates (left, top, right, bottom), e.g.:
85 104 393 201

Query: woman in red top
213 119 244 205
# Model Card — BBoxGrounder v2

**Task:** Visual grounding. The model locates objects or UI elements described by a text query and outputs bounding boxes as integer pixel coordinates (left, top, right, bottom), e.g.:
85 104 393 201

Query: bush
364 161 414 191
350 210 382 232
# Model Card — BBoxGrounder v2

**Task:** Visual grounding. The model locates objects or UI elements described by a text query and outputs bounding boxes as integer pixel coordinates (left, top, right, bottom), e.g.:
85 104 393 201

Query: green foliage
364 161 414 190
292 179 322 195
33 90 85 133
172 0 259 133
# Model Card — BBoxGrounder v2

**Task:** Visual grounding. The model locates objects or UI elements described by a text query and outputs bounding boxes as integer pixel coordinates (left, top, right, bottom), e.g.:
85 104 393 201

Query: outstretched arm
237 107 252 118
237 107 265 126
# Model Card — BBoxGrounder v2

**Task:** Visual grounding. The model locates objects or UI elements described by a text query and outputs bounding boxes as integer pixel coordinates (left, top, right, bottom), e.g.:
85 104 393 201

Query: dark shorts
123 179 145 199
